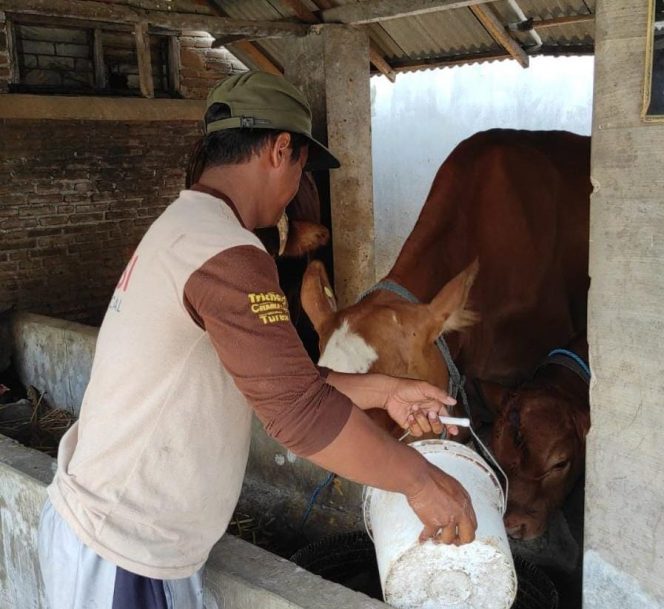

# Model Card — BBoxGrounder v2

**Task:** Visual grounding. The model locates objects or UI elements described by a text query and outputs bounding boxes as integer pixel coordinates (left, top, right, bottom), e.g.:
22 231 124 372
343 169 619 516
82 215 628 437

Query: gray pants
38 499 205 609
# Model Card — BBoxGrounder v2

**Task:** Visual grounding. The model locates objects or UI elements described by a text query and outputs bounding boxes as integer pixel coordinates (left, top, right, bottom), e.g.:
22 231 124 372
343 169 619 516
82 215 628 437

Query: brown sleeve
183 245 353 456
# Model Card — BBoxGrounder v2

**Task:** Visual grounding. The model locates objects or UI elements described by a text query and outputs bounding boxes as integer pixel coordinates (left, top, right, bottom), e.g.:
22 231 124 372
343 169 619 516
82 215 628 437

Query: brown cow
301 129 591 537
479 334 590 540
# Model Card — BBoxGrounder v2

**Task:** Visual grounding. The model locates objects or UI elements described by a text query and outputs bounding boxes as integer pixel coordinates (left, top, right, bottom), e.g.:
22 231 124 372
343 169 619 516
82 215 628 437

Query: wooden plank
369 43 396 81
5 15 19 84
228 40 282 74
167 34 180 94
92 28 106 89
319 0 496 25
285 0 396 81
469 3 528 68
0 0 312 39
391 50 509 71
205 0 282 75
134 21 153 98
532 13 594 30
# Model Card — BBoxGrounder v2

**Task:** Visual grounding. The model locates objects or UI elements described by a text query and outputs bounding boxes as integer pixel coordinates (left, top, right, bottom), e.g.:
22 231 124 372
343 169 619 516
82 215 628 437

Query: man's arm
183 245 477 543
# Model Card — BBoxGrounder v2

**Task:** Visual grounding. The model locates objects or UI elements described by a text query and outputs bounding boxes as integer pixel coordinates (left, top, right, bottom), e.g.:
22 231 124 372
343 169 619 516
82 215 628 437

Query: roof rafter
319 0 497 25
205 0 282 76
0 0 312 40
469 3 529 67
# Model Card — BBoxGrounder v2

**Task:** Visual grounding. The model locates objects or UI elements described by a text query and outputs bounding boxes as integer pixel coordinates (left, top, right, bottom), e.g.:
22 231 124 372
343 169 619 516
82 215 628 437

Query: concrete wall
585 2 664 608
370 55 594 278
0 435 386 609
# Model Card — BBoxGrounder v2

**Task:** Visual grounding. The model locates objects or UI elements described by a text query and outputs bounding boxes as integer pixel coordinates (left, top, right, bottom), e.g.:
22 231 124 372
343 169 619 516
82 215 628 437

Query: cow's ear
283 220 329 257
426 259 479 340
478 380 511 415
572 407 591 442
301 260 337 335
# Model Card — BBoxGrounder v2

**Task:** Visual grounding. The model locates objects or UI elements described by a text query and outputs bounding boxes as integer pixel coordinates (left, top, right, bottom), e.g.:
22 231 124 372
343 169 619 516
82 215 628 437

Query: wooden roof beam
469 3 529 68
319 0 497 25
528 14 594 30
204 0 282 76
0 0 312 40
282 0 396 81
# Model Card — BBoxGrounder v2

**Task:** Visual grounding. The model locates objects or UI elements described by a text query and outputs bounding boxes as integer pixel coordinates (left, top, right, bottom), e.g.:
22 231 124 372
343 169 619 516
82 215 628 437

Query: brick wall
0 15 247 324
0 120 200 324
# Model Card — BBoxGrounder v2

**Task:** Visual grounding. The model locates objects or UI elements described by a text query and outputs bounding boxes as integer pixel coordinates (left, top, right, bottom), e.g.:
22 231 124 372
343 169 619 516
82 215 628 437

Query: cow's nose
504 512 532 540
505 522 526 539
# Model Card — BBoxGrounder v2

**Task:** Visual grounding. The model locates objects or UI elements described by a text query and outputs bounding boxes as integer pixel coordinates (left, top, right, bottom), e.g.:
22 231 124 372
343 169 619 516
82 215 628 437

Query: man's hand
384 378 460 438
407 462 478 545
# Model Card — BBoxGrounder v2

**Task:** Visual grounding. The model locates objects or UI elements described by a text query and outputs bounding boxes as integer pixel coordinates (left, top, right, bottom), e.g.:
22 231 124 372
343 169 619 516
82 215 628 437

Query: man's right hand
406 462 478 545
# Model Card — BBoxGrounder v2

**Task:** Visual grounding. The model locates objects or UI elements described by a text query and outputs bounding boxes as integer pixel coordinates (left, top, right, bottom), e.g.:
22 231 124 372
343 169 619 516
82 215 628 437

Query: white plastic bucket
364 439 516 609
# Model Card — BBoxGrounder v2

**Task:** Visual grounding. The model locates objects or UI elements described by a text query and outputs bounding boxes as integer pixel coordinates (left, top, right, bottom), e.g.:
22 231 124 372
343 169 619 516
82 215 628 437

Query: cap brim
304 137 341 171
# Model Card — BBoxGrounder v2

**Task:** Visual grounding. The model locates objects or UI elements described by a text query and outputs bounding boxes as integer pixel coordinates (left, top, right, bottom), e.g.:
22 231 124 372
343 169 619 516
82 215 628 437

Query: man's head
191 71 340 227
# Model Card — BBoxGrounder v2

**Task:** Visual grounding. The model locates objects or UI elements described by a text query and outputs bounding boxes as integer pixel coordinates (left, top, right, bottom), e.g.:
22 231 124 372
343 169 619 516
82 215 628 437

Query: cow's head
301 260 479 429
481 380 590 540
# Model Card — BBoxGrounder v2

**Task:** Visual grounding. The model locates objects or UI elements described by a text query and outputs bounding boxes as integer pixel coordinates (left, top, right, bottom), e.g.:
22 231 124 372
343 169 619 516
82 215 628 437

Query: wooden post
93 28 106 89
284 26 375 306
134 21 153 98
4 15 19 84
167 35 180 95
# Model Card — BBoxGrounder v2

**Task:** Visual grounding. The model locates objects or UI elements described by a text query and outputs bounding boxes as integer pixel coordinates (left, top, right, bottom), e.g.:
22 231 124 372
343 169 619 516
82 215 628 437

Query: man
38 71 477 609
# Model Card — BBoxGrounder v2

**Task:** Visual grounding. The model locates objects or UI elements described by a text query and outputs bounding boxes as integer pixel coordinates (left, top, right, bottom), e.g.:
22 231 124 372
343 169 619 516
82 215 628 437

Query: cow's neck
386 201 471 303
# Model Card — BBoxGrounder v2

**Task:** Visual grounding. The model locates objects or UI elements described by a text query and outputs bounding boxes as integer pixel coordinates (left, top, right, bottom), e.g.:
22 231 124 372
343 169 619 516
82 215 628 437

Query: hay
0 385 74 457
228 512 276 548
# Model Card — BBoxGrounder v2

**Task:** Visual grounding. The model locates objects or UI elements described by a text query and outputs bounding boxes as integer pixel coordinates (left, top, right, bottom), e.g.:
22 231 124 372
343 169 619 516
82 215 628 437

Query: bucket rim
363 439 506 535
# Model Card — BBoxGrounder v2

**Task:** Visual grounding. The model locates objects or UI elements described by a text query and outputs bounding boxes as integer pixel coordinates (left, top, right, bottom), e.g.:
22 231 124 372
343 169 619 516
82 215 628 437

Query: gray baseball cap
206 71 340 171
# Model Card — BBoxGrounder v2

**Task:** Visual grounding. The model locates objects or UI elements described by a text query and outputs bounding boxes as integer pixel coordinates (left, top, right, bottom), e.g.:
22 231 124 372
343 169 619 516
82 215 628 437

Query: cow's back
388 129 591 384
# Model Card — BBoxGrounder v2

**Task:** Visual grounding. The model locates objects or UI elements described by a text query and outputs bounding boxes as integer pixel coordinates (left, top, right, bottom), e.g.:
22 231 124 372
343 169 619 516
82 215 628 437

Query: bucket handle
398 416 509 515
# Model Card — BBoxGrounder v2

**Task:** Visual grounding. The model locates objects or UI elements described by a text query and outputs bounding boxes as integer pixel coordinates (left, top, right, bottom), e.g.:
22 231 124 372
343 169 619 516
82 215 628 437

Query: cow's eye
550 460 570 473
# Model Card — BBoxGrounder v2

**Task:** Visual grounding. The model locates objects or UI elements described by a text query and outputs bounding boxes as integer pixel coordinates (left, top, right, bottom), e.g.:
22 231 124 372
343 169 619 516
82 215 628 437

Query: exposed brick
21 41 54 55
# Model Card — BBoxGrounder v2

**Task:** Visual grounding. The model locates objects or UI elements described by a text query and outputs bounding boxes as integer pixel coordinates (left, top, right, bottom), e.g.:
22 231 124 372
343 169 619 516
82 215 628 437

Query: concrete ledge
11 312 98 416
0 94 204 121
0 437 388 609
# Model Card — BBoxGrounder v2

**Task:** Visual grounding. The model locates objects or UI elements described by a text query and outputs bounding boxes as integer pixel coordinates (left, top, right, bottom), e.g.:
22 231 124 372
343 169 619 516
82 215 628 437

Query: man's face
261 139 308 227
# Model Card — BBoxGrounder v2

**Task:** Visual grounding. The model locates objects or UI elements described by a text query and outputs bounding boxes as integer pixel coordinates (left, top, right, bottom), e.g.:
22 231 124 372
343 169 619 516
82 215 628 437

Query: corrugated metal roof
214 0 595 74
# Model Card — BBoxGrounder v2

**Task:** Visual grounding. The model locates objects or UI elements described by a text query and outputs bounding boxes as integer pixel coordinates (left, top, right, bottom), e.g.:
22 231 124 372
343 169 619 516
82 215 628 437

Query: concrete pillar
284 26 375 307
586 1 664 608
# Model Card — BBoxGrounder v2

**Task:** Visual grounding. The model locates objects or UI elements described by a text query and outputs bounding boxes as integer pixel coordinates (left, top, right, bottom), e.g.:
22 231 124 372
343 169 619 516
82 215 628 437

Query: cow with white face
302 259 479 436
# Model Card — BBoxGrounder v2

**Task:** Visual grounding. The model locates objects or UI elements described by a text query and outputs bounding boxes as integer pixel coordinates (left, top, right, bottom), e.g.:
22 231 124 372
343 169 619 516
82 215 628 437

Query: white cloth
38 499 204 609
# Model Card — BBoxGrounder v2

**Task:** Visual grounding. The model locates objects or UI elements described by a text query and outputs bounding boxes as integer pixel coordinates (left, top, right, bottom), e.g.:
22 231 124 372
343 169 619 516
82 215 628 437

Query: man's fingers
457 518 476 544
407 415 424 437
412 408 432 433
419 383 457 406
419 525 438 543
427 410 444 435
437 523 457 545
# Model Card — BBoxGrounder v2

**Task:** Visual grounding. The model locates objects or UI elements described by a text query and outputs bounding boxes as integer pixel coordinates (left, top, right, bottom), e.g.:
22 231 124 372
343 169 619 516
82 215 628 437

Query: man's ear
270 132 292 168
301 261 336 336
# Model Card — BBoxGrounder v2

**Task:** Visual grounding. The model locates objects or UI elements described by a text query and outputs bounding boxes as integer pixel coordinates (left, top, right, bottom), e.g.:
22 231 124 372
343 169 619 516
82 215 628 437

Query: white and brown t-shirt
48 186 353 579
